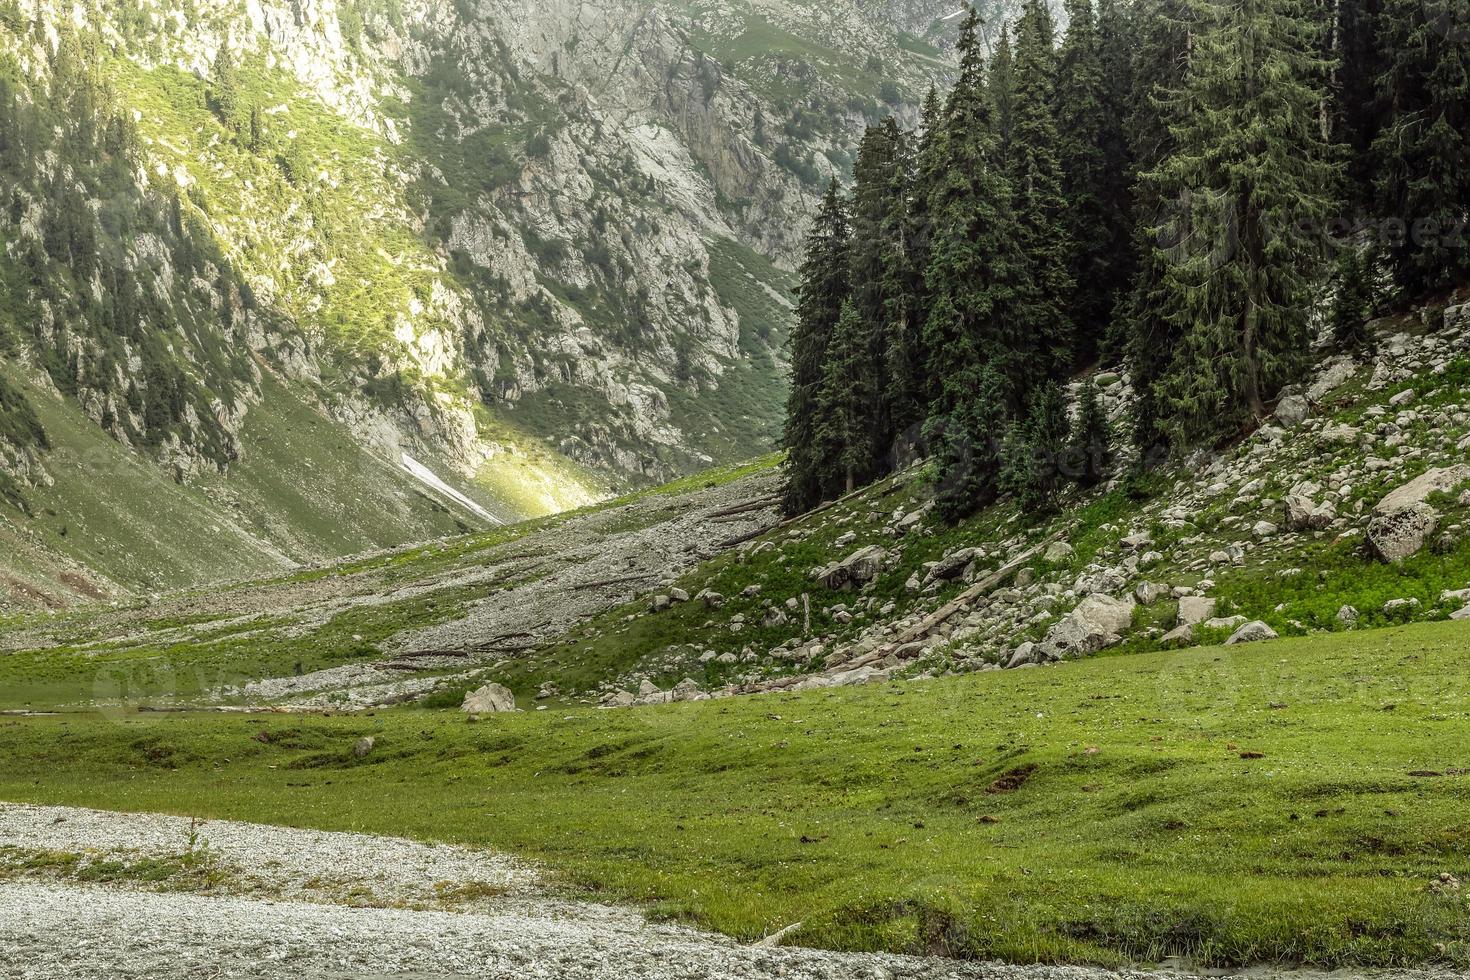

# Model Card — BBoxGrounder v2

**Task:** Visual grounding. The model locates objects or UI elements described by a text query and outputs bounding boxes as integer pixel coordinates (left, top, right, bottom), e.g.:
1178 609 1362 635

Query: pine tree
1149 0 1337 446
1330 244 1380 351
1372 0 1470 299
922 10 1034 420
848 120 914 468
906 85 944 362
1003 381 1071 512
248 104 266 152
988 27 1016 153
1069 377 1113 486
1008 0 1075 386
210 43 242 130
1334 0 1388 205
1057 0 1133 359
876 118 928 455
814 301 877 494
1121 0 1195 461
782 180 851 514
932 365 1008 522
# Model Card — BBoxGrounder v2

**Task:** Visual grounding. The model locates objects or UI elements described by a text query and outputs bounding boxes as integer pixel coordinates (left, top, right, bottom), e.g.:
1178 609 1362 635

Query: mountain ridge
0 0 1003 606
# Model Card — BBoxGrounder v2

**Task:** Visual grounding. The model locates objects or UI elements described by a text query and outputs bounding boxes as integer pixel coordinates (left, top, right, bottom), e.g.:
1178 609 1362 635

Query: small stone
1043 540 1075 563
1383 597 1421 618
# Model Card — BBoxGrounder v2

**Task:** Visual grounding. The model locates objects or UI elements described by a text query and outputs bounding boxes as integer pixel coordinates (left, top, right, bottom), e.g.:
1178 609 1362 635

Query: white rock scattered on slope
1039 593 1137 659
1225 621 1279 645
1177 596 1217 627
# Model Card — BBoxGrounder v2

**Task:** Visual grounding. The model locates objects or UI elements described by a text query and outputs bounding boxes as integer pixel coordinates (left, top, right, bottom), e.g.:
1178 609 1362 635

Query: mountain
0 0 1011 607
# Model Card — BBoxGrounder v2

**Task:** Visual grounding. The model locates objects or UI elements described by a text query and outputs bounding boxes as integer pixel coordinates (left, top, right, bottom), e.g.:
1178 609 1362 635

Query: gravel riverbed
0 804 1455 980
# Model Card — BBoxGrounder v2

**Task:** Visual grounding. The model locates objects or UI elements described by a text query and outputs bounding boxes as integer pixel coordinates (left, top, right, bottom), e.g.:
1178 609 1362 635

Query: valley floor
0 804 1456 980
2 620 1469 971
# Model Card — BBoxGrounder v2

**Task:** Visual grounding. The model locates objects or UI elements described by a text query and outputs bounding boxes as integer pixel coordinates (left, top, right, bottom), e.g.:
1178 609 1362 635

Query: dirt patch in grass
985 763 1039 795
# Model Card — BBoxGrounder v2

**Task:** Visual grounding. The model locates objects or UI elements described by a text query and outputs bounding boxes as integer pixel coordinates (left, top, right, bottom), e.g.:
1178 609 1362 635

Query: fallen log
754 922 805 948
886 533 1062 649
472 622 552 647
709 509 778 525
713 523 778 549
702 494 783 520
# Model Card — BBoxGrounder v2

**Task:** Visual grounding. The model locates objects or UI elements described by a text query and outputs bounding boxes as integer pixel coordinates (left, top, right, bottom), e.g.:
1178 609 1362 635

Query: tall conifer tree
989 27 1016 153
923 9 1029 418
1149 0 1336 445
1122 0 1196 460
782 181 851 514
1372 0 1470 298
1008 0 1075 384
849 120 918 467
815 301 877 494
1057 0 1133 359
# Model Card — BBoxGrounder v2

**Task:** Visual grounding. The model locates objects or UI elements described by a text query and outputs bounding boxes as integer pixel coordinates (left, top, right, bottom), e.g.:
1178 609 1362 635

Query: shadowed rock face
1368 466 1470 562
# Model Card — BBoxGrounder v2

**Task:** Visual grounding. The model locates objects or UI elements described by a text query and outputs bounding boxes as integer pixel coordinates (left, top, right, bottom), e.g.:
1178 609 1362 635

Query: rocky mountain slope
3 292 1467 709
0 0 1005 606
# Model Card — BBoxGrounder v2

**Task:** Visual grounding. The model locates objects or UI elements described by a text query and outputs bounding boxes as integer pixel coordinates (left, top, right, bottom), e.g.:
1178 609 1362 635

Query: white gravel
0 802 538 903
0 804 1456 980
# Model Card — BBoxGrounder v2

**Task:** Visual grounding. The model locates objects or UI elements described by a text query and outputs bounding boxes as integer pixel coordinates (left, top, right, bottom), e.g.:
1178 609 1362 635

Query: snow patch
400 454 501 525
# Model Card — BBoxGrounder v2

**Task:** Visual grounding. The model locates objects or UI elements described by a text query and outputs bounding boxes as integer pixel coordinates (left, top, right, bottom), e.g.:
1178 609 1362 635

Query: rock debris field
0 803 1458 980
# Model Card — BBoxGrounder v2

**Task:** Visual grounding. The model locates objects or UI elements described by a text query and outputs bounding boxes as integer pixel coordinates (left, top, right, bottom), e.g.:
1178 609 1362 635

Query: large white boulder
1226 621 1279 645
1177 595 1217 627
814 545 887 590
1373 466 1470 517
1274 394 1310 427
1368 502 1440 563
1039 593 1136 660
462 682 520 714
1367 467 1470 563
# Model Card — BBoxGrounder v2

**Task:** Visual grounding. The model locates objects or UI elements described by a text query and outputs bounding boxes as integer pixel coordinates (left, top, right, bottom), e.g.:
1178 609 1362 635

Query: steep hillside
4 295 1468 711
0 0 988 606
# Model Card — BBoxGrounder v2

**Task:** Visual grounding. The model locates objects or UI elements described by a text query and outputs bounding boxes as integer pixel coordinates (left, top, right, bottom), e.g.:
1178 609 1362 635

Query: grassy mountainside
0 0 971 605
4 303 1468 707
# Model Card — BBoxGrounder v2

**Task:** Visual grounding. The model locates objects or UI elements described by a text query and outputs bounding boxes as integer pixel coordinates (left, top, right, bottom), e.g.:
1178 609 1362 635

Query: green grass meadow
2 620 1469 968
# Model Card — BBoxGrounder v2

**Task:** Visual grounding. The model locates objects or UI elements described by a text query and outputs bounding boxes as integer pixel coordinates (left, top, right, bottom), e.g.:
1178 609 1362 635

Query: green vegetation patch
3 620 1469 968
